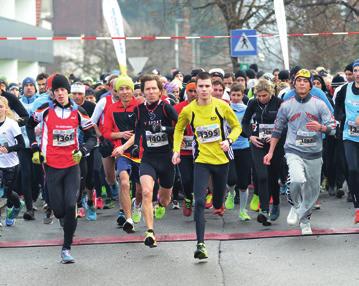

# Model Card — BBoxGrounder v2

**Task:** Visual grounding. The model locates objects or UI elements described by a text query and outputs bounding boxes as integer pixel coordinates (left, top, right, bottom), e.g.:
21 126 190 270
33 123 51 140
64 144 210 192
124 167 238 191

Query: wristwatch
226 138 233 145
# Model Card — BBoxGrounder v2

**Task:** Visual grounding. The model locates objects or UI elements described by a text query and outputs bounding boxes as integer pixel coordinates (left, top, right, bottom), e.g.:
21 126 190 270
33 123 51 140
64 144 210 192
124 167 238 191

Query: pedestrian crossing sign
230 29 257 57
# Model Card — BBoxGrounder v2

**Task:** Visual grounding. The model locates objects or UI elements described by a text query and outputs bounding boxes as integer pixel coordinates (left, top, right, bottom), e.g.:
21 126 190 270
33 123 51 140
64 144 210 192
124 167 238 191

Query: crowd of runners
0 58 358 263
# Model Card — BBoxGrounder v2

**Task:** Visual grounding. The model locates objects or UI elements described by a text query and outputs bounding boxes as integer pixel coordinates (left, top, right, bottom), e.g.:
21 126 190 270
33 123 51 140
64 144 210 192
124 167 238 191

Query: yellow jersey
173 97 241 165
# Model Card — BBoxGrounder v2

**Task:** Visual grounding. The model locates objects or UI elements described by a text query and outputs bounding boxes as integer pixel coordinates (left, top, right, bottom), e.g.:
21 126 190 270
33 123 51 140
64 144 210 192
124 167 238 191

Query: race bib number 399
53 129 75 147
196 124 221 144
145 131 169 147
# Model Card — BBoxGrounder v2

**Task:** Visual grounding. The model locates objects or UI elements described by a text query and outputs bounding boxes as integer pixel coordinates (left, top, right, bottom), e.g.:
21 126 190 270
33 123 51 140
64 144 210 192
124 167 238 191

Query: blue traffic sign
230 29 257 57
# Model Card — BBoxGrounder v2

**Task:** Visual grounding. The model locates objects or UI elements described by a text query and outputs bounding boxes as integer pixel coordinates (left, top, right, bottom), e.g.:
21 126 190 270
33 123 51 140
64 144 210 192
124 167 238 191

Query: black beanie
52 74 71 93
235 70 247 80
278 70 290 81
331 74 346 88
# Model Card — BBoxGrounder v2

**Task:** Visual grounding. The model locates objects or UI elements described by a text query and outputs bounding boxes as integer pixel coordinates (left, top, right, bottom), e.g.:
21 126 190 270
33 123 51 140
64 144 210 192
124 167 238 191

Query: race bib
196 124 221 144
181 135 193 151
348 121 359 137
145 131 169 147
259 124 274 140
295 130 317 147
53 129 75 147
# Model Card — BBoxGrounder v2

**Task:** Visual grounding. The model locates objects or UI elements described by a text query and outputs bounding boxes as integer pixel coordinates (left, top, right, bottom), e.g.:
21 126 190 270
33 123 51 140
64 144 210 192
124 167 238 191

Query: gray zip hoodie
272 93 336 159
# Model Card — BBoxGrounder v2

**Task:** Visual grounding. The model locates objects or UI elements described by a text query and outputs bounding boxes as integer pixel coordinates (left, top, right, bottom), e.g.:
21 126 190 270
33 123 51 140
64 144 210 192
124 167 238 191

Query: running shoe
205 192 213 209
117 210 126 227
23 209 35 221
194 243 208 260
249 194 260 212
257 211 271 226
154 204 166 220
287 207 299 226
300 222 312 235
0 220 2 229
86 206 97 221
270 205 280 221
131 198 142 223
354 210 359 224
328 186 336 196
213 205 225 216
11 202 23 219
144 230 157 248
5 207 14 227
336 188 345 199
314 200 321 210
182 198 193 217
96 197 104 209
123 218 135 233
347 192 353 203
239 209 251 221
61 249 75 264
171 200 180 210
225 192 235 210
104 198 116 209
77 207 86 218
279 183 288 195
43 208 54 225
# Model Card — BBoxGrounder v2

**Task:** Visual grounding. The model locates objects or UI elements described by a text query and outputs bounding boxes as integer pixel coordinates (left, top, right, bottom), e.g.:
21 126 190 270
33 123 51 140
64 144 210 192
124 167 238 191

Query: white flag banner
274 0 289 70
102 0 127 75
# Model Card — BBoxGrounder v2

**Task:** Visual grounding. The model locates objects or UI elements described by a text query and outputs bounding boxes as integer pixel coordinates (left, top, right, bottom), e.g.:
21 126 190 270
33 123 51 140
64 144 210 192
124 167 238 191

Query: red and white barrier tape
0 31 358 41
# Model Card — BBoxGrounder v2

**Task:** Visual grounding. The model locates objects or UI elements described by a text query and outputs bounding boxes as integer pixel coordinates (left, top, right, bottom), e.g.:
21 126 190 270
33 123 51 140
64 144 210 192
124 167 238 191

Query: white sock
227 185 235 195
239 189 248 212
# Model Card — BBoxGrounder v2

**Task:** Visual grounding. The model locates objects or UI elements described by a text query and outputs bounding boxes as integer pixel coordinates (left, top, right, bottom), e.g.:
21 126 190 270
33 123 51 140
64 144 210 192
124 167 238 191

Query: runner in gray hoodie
263 69 336 235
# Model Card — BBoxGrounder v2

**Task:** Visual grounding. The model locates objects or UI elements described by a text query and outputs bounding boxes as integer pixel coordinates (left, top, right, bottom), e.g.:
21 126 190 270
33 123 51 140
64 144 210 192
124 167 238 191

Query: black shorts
139 152 175 189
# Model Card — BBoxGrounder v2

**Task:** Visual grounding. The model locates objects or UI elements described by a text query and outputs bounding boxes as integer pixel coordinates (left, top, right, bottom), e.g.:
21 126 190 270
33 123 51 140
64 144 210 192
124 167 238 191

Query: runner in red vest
26 74 96 264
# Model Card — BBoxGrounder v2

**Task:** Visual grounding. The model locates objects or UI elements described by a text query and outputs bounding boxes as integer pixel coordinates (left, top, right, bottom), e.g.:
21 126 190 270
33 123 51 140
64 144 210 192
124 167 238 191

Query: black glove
131 145 139 158
99 136 114 158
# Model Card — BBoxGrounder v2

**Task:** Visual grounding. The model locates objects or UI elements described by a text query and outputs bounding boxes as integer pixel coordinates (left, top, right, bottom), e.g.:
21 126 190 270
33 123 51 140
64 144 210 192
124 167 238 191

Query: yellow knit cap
114 75 134 92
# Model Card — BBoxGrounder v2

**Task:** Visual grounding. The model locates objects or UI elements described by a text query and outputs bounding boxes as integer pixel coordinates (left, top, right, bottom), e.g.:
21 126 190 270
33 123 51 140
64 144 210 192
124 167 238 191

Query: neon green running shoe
239 209 251 221
225 192 235 210
154 204 166 220
194 242 208 260
101 186 107 199
144 230 157 248
132 198 142 224
249 194 260 212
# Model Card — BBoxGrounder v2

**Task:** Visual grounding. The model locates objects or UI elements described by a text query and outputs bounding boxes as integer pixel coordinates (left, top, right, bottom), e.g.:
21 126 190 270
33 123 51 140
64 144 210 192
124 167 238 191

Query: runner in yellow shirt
172 72 241 259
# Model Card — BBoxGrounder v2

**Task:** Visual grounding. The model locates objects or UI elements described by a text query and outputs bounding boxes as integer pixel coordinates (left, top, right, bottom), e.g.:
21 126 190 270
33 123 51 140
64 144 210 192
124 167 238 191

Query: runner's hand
220 140 230 152
112 146 124 157
263 152 273 165
306 121 321 132
120 130 133 140
32 151 46 164
172 152 181 165
355 116 359 125
250 136 264 148
72 150 82 164
0 146 8 154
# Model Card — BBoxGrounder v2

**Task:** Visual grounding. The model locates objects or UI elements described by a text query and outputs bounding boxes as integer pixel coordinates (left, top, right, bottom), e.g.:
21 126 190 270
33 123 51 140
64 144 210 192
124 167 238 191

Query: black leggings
227 148 251 189
45 164 80 250
1 165 20 208
18 149 42 211
179 156 194 200
251 144 282 212
343 140 359 208
193 162 229 243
